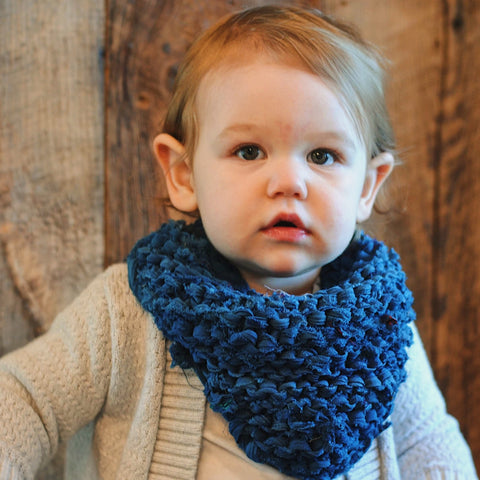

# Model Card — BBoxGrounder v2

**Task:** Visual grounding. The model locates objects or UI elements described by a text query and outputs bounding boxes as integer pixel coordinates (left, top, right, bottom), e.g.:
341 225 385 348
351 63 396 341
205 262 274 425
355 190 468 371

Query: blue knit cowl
127 220 415 480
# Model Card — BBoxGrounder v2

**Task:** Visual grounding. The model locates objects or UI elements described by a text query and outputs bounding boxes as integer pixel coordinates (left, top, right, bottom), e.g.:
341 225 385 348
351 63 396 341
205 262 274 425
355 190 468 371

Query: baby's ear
357 152 394 223
154 133 198 212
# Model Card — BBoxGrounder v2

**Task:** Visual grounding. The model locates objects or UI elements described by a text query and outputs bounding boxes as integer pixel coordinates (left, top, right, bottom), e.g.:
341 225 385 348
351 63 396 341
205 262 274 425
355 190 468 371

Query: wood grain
0 1 105 348
433 0 480 464
0 1 105 477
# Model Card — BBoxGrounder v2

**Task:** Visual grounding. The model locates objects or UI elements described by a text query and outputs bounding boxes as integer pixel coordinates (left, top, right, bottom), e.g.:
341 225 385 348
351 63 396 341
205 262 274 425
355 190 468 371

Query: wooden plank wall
1 0 479 476
0 2 105 348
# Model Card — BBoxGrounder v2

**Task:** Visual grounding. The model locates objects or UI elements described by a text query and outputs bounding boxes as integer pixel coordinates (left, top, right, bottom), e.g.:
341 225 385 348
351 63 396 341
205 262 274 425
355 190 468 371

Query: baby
0 5 477 480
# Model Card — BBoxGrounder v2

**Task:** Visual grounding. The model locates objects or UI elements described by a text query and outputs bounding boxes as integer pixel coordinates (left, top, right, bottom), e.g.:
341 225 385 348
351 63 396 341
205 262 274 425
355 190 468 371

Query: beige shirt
198 406 297 480
198 406 384 480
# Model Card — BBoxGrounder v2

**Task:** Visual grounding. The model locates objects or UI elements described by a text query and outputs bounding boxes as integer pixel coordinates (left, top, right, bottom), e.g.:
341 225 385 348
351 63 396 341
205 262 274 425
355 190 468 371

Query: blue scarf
127 220 415 479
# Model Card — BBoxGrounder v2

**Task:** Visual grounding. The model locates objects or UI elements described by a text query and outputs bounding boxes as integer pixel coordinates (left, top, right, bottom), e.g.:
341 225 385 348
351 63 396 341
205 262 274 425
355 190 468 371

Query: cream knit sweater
0 264 477 480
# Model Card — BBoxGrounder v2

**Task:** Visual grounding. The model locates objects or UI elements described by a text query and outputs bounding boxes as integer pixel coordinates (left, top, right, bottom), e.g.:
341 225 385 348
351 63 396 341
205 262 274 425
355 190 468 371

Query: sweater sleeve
392 324 478 479
0 269 114 480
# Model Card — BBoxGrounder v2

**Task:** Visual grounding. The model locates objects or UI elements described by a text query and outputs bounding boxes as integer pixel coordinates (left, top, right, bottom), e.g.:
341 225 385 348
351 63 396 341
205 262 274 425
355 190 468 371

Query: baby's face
189 59 373 295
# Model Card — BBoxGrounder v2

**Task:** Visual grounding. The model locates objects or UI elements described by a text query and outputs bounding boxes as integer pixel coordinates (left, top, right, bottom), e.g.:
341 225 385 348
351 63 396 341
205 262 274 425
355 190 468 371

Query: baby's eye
234 145 265 161
307 148 336 165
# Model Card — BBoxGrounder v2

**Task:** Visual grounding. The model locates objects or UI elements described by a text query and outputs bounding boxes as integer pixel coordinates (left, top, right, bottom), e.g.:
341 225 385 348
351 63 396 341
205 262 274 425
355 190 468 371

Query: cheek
195 182 231 221
194 166 248 216
194 180 236 240
313 186 362 236
200 211 241 263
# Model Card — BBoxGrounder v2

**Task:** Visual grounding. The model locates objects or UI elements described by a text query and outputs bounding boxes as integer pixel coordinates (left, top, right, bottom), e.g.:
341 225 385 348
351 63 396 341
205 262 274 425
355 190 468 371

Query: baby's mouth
264 213 308 231
274 220 298 228
261 214 310 242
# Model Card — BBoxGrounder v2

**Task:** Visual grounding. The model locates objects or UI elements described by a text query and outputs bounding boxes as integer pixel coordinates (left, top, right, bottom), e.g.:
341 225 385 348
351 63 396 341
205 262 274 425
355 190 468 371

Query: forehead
195 57 364 150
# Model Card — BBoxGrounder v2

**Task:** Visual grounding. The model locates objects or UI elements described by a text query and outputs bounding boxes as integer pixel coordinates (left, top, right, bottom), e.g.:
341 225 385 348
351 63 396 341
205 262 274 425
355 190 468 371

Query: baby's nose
266 157 308 199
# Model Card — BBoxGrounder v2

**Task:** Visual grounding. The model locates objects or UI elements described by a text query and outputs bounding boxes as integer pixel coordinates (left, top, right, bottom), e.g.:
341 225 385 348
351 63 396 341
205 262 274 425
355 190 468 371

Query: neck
239 269 321 296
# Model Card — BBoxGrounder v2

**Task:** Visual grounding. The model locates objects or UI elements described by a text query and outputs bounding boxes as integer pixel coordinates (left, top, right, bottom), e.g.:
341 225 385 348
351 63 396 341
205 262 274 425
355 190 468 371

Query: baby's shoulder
97 262 157 332
52 262 158 346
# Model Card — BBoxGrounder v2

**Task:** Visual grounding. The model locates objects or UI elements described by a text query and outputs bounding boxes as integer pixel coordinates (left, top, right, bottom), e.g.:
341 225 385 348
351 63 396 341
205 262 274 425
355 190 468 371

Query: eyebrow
216 123 358 151
216 124 257 138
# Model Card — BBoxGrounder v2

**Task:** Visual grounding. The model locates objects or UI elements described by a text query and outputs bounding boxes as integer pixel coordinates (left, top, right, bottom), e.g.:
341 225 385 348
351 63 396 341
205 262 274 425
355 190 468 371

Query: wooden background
1 0 479 476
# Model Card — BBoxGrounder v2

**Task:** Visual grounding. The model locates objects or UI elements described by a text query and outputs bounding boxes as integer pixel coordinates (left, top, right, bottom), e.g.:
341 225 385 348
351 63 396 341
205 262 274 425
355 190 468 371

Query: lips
261 213 310 242
265 213 307 230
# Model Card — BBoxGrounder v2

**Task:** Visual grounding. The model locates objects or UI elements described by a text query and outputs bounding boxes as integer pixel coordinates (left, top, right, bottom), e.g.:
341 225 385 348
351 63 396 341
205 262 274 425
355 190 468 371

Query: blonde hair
163 5 395 162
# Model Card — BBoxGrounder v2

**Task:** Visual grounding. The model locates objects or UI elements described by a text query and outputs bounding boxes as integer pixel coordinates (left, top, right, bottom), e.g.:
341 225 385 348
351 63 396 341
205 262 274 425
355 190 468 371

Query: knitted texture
127 220 415 480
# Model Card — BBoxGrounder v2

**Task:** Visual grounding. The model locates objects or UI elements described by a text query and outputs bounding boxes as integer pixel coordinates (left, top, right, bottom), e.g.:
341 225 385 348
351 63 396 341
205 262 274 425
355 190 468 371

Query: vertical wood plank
0 1 105 346
435 0 480 468
0 0 105 477
0 0 105 353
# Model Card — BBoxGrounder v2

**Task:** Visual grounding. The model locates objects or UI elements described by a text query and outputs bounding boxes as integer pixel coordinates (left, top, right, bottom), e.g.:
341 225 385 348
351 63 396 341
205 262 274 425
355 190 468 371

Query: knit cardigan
0 264 477 480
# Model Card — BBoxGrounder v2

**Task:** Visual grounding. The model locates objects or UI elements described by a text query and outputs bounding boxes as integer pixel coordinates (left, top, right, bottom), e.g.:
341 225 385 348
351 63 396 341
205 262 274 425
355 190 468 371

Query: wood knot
452 13 464 32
